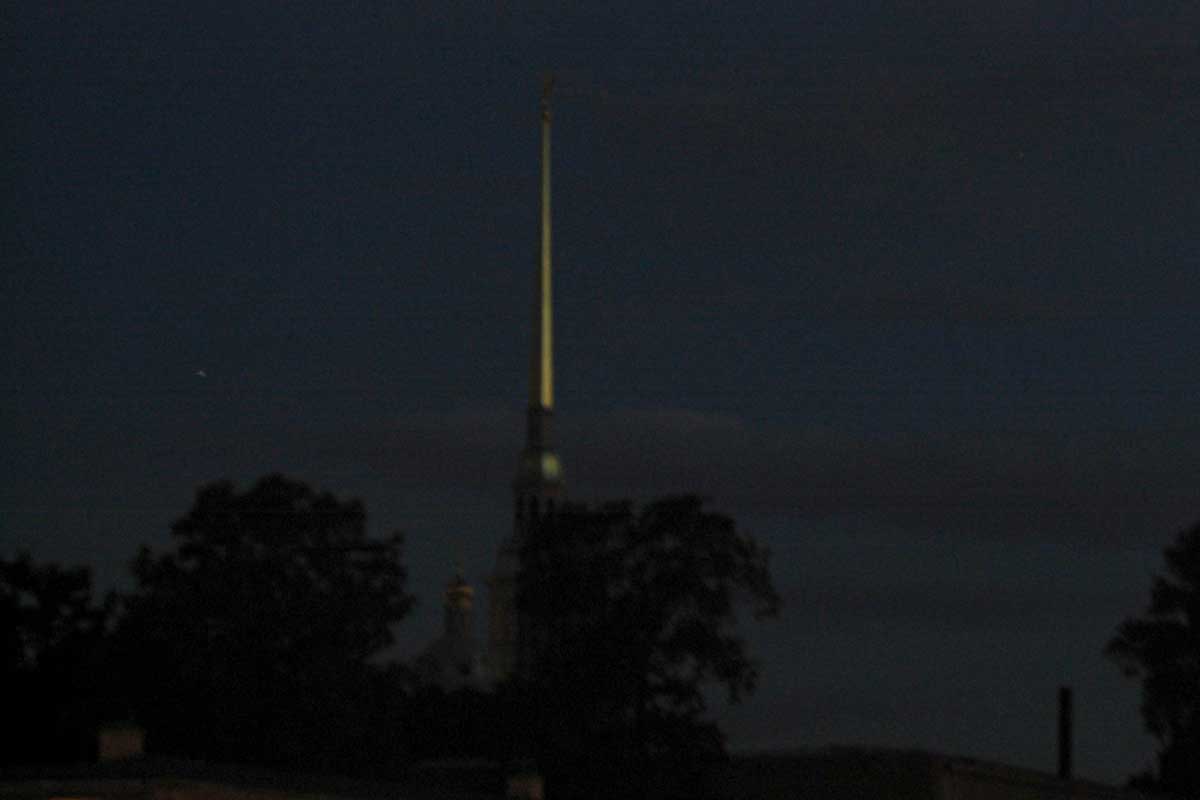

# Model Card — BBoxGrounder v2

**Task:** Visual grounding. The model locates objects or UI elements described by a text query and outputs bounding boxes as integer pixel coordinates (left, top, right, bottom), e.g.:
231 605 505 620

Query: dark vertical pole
1058 686 1073 781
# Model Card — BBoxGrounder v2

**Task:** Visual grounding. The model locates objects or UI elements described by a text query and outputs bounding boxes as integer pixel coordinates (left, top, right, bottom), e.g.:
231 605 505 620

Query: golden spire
530 75 554 410
515 76 563 495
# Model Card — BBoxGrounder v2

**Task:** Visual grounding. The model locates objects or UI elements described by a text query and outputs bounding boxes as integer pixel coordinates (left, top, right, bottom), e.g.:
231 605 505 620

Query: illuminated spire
491 77 564 685
515 75 563 497
530 75 554 411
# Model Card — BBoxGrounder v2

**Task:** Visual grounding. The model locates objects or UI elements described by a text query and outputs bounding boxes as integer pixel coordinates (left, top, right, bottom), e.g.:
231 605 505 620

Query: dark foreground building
4 747 1158 800
704 748 1155 800
0 756 515 800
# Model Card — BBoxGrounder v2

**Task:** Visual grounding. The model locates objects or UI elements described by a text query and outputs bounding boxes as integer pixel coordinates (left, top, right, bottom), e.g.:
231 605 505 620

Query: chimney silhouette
1057 686 1073 780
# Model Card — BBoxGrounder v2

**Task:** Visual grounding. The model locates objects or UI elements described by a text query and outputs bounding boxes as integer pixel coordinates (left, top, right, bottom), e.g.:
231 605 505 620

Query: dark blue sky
5 1 1200 783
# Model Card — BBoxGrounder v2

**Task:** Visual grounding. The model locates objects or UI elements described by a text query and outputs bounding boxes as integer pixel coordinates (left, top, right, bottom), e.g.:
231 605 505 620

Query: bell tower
488 78 564 682
515 75 564 523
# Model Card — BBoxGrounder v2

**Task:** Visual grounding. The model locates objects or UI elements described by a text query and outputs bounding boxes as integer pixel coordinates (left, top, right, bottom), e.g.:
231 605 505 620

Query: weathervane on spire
541 73 555 116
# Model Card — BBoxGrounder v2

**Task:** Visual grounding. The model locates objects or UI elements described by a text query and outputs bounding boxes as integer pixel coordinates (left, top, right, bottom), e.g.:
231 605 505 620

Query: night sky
5 1 1200 783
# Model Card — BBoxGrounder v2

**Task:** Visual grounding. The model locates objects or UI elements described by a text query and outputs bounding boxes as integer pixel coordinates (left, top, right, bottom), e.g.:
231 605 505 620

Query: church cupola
443 572 474 640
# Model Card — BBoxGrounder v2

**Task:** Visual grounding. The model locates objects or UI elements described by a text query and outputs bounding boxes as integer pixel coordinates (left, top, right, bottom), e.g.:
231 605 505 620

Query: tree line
1 474 780 798
4 473 1198 796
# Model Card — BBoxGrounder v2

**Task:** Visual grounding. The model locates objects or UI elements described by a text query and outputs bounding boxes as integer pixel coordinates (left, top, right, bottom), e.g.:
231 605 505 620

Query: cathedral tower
515 76 564 518
488 79 563 682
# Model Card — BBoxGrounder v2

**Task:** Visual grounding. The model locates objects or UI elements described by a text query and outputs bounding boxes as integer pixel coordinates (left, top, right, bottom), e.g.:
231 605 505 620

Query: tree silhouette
514 496 780 799
0 553 114 763
1107 520 1200 795
113 474 414 771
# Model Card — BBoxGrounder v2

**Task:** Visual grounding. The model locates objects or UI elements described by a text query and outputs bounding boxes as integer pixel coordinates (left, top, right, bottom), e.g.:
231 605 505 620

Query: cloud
311 406 1198 547
570 410 1198 544
784 568 1136 634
